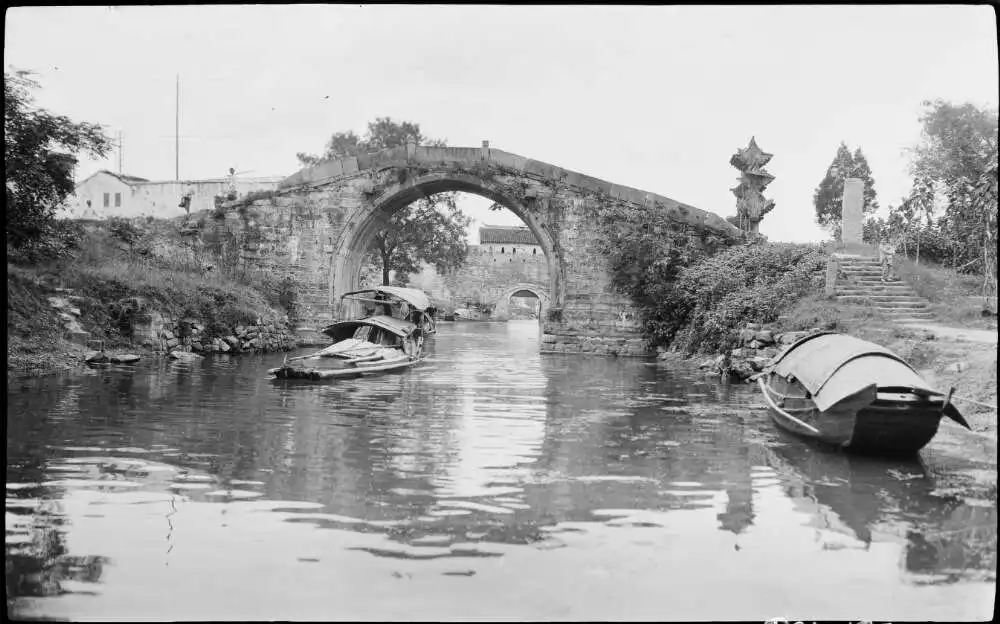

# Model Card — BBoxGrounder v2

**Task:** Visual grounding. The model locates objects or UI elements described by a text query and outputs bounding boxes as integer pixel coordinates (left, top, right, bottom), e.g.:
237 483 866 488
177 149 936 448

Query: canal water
6 321 996 621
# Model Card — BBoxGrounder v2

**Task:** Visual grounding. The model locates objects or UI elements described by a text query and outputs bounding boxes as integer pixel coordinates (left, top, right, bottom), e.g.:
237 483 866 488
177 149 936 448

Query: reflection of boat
762 434 997 583
269 286 430 380
758 332 969 455
762 436 930 546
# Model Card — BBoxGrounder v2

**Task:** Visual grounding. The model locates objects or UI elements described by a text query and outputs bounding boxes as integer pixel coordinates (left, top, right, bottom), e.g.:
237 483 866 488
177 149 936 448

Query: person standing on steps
878 236 896 282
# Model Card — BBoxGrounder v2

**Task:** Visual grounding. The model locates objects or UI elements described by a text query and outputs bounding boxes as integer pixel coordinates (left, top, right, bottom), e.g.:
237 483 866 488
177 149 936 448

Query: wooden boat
268 287 431 380
757 331 970 455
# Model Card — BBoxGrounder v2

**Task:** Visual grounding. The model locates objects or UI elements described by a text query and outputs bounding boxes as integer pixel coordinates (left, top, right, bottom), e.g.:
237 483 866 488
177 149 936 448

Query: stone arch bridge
222 140 744 356
491 283 550 321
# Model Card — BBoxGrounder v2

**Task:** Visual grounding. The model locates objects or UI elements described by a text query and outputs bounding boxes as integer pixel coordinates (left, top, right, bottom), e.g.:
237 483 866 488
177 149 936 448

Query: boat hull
270 356 420 380
759 377 946 456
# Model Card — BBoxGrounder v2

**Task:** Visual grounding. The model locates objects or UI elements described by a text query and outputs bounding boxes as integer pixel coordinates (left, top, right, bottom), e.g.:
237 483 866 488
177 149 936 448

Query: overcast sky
5 5 998 243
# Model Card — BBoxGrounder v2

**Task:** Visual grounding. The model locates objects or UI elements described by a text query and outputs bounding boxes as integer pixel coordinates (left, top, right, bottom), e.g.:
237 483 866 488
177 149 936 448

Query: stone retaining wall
658 322 826 380
133 312 297 355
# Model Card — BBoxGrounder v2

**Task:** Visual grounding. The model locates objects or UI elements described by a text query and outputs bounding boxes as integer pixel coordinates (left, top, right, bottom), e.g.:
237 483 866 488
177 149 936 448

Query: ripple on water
5 321 995 622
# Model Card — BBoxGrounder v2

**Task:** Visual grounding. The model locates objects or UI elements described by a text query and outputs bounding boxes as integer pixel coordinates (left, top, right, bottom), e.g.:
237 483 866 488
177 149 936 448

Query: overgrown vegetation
586 193 826 354
5 70 112 253
644 242 826 354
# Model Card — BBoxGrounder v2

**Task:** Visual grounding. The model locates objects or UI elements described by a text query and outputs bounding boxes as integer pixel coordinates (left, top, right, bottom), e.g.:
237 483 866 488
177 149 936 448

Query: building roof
75 170 286 189
479 225 539 245
110 171 151 185
76 169 150 188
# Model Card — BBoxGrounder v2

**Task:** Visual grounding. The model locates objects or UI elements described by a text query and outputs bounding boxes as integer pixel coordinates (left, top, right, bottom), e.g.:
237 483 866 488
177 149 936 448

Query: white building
58 170 285 221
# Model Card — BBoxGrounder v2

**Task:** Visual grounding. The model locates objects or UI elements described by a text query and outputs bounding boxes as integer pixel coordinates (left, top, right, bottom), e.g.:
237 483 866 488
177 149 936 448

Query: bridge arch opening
331 173 563 321
493 283 549 322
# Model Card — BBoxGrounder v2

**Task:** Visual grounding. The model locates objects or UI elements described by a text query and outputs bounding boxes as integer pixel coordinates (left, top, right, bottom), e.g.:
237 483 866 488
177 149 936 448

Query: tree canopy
296 116 445 167
813 142 879 236
369 193 471 286
863 100 998 295
298 116 469 285
5 70 111 249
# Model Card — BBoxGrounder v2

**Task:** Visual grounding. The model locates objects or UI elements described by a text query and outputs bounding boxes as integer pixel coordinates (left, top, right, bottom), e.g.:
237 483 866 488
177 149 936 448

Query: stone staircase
832 253 935 321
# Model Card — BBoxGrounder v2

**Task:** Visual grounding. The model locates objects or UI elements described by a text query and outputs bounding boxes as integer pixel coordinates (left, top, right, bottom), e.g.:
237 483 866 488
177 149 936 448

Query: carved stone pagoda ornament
730 137 775 233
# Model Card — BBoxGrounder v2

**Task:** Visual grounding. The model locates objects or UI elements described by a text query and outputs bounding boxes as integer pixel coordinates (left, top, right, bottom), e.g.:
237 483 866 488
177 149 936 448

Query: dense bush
641 242 826 354
588 196 826 355
894 224 967 268
6 219 86 265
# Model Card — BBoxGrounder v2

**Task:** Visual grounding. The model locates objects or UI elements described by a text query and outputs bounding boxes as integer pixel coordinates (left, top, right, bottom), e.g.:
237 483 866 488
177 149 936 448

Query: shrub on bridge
643 242 826 354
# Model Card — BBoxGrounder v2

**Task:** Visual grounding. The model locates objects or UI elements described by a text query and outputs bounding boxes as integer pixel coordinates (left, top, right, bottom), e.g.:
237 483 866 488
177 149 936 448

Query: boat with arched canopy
269 286 432 380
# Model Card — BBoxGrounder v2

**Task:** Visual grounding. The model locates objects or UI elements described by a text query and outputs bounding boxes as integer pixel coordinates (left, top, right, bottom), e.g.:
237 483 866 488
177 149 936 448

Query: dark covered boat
757 331 970 455
268 287 430 380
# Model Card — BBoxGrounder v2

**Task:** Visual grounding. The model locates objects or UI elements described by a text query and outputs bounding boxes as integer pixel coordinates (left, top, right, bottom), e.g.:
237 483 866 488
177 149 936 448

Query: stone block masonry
133 310 297 355
218 143 747 357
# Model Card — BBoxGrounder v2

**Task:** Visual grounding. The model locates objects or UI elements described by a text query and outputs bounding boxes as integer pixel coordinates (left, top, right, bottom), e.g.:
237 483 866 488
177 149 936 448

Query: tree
813 142 879 236
5 70 112 248
296 116 446 167
904 99 999 272
297 116 469 284
369 193 471 285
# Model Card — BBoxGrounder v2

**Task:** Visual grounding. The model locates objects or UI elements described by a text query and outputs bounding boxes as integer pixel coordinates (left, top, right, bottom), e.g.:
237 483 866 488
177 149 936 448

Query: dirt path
899 322 998 345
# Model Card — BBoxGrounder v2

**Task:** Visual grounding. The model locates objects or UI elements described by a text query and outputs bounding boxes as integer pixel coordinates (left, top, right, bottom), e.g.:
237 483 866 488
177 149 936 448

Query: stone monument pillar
841 177 864 245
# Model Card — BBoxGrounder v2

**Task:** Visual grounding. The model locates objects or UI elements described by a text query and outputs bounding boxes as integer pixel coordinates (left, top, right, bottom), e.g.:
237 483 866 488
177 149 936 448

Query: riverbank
7 218 298 379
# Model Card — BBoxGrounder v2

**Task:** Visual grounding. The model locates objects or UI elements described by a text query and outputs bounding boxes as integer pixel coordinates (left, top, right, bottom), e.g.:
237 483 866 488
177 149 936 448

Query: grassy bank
7 218 295 377
894 256 998 329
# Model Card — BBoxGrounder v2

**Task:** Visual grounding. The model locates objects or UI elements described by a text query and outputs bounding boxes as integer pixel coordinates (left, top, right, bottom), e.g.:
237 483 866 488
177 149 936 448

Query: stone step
832 253 879 260
875 307 934 316
850 280 914 288
836 287 918 296
836 297 928 307
835 290 924 299
835 289 922 296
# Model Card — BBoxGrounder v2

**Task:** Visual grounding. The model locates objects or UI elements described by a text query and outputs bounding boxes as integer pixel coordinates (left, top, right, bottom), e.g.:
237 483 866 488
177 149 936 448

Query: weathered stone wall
214 144 745 356
133 311 296 355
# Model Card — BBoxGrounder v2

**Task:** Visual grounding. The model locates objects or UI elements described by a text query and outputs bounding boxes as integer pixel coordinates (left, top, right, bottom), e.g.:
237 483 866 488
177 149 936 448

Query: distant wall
405 242 549 307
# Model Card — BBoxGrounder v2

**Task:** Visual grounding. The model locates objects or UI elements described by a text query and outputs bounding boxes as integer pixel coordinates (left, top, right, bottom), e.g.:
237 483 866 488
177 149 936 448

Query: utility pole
175 74 180 180
118 131 123 174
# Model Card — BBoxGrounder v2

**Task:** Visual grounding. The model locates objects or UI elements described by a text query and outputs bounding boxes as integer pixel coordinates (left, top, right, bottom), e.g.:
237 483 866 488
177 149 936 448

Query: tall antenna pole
175 74 180 180
118 131 123 174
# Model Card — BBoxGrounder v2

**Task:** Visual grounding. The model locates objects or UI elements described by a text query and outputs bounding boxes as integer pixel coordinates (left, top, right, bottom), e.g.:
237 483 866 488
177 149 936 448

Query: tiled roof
102 170 150 185
479 226 539 245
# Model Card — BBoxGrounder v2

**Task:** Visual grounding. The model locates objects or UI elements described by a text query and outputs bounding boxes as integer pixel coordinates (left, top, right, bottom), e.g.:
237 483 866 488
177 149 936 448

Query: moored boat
757 331 970 455
268 286 431 380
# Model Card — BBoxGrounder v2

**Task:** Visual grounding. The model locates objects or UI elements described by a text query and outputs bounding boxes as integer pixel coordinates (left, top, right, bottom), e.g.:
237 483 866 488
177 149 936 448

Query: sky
5 5 998 243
